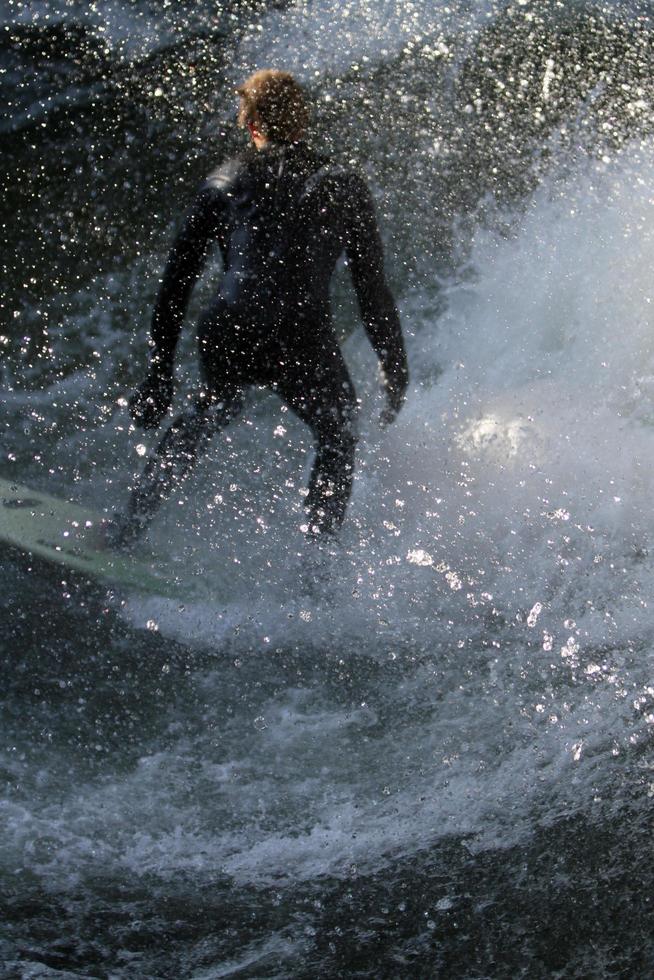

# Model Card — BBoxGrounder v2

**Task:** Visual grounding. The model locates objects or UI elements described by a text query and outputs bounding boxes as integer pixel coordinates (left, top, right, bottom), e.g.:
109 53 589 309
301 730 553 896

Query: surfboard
0 477 184 598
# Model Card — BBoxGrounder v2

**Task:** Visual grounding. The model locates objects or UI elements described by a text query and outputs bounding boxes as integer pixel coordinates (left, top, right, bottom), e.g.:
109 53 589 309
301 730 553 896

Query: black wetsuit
124 140 407 537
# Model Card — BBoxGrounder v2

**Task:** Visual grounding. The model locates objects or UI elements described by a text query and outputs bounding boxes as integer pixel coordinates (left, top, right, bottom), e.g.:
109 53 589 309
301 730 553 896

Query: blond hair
237 69 309 142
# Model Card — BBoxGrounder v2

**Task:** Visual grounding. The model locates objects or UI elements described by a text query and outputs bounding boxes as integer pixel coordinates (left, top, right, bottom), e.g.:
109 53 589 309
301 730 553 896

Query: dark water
2 1 654 976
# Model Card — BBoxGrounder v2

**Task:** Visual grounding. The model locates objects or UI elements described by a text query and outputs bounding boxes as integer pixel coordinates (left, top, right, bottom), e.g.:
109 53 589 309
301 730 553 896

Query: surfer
116 69 408 544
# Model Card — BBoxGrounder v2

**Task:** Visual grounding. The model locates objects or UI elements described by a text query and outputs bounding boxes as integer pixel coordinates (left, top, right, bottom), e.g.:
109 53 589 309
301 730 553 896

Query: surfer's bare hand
129 373 173 429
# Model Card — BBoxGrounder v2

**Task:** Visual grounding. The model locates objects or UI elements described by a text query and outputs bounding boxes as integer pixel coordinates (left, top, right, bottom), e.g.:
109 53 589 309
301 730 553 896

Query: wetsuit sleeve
148 186 225 374
344 175 408 396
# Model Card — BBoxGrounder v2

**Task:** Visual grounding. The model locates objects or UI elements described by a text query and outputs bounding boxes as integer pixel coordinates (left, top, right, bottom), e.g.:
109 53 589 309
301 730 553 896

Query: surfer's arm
148 187 225 373
344 175 408 420
130 187 225 430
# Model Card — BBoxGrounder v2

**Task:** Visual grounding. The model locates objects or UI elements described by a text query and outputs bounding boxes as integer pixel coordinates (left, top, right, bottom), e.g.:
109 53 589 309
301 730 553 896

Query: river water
2 1 654 976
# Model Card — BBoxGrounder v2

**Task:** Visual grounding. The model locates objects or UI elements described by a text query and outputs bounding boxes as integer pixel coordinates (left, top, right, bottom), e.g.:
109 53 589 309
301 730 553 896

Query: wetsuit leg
277 367 358 535
116 390 243 544
115 298 251 545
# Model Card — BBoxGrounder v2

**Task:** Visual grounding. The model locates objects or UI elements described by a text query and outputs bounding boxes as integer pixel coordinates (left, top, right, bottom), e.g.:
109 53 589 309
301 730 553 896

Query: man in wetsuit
119 69 408 543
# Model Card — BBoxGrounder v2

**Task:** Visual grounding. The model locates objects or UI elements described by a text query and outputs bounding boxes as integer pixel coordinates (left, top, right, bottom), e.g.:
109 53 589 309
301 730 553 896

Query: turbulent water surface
2 0 654 976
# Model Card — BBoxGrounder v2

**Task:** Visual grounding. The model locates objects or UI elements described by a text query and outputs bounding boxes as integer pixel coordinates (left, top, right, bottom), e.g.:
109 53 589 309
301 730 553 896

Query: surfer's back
201 142 384 334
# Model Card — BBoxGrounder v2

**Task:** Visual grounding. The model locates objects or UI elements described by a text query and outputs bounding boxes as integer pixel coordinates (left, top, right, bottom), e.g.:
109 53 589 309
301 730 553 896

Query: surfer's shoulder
202 153 250 195
305 157 370 207
299 148 351 188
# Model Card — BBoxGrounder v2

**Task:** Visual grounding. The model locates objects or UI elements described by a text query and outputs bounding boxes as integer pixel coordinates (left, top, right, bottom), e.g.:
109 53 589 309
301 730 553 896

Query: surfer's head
236 70 309 145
